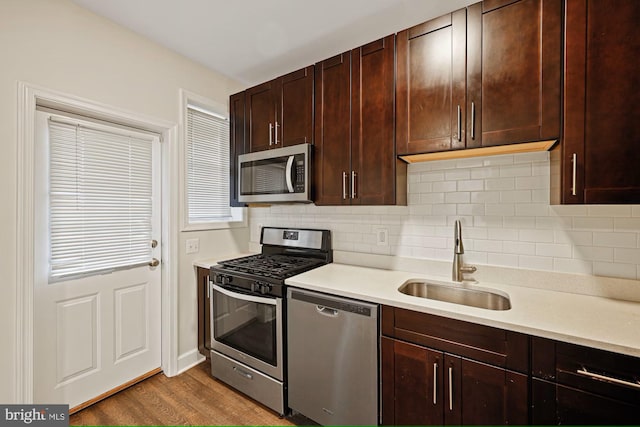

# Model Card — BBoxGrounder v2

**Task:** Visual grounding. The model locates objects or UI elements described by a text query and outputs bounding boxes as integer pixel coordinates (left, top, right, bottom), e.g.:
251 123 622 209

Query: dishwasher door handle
316 305 339 317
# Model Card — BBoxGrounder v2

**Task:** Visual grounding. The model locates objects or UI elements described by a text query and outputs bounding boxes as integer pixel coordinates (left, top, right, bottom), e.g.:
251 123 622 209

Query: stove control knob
260 283 272 295
218 275 231 285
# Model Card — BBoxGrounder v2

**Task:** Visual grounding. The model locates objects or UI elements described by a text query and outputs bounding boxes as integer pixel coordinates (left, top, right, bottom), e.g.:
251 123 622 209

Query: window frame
179 89 246 231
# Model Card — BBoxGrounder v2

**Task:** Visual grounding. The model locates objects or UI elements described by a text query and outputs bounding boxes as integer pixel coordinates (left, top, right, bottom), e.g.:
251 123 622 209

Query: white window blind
186 106 231 223
48 119 154 280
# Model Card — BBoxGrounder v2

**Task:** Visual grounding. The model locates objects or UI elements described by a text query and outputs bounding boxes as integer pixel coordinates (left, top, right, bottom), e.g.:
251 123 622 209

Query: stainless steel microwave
238 143 312 203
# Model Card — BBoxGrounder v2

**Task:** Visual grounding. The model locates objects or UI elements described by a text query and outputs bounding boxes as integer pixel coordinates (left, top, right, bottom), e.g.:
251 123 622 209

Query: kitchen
2 0 640 425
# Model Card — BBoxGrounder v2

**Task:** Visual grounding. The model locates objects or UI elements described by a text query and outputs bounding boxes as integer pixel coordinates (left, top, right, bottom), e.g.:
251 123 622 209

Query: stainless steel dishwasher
287 287 378 426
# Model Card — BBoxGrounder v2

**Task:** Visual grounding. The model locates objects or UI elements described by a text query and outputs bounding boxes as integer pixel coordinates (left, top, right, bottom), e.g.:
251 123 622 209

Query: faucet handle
460 265 477 274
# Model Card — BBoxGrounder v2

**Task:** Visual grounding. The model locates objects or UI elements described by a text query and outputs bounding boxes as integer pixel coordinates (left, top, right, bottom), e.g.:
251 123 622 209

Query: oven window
212 288 278 366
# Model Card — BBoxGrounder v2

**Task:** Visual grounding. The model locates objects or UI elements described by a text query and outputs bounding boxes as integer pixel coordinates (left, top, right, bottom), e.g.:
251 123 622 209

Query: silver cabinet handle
269 123 273 146
571 153 577 196
448 366 453 411
470 101 476 140
233 366 253 380
206 277 211 299
577 367 640 390
433 363 438 405
275 121 280 145
351 171 357 199
457 105 462 142
342 171 348 200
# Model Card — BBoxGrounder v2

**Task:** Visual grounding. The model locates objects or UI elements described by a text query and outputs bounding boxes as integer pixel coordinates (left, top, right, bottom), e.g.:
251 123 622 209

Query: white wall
0 0 249 403
250 151 640 280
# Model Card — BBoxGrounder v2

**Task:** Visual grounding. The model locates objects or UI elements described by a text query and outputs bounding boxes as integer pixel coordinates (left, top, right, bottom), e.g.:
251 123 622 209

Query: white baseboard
176 348 206 375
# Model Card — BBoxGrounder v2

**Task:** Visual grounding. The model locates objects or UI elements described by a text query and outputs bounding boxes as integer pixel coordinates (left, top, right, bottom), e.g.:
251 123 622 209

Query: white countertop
285 263 640 358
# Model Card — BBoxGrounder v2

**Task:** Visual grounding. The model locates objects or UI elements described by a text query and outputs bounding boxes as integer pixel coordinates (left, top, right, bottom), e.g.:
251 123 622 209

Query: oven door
210 284 283 380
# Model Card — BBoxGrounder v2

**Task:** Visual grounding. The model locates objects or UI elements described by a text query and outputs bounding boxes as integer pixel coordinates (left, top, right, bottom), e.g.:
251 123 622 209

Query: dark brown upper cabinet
397 0 562 156
552 0 640 204
229 91 246 207
314 36 407 206
246 66 314 153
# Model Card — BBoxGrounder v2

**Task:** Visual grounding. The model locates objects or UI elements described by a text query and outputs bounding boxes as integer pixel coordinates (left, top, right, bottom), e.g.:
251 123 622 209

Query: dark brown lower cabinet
531 337 640 424
533 378 640 425
382 337 527 425
381 306 529 425
196 267 211 356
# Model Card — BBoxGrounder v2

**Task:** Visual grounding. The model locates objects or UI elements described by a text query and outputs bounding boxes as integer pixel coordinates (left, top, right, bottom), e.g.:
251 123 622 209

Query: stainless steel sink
398 280 511 311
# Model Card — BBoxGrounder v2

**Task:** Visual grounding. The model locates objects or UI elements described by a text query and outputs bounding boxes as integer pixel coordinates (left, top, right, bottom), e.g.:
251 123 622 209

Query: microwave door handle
285 155 295 193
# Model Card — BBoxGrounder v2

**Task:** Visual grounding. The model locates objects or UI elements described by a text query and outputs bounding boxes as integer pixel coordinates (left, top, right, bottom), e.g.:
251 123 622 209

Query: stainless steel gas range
209 227 332 415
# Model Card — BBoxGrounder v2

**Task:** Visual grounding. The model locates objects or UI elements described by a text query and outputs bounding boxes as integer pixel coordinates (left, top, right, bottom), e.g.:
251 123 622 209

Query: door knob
151 239 158 248
149 258 160 267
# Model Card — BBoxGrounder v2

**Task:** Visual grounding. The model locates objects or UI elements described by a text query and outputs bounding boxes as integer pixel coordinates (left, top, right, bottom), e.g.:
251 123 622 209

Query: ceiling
72 0 477 87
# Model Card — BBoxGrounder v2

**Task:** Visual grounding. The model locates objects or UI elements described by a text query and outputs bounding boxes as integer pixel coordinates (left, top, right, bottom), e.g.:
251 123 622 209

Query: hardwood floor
70 361 295 426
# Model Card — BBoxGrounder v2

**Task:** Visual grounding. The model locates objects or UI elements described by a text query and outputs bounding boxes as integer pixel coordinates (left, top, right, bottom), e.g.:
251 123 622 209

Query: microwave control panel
295 156 305 192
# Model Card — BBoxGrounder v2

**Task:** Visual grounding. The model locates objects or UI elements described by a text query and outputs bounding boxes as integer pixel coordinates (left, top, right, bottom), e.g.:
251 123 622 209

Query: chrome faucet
452 220 477 282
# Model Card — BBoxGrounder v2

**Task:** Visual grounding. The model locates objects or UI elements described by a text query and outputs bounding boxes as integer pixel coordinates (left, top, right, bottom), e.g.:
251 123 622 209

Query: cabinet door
557 384 640 424
229 92 245 207
246 80 276 152
196 267 211 356
351 36 397 205
278 66 314 147
314 53 352 205
381 337 444 425
396 10 466 155
457 357 528 425
562 0 640 203
469 0 561 147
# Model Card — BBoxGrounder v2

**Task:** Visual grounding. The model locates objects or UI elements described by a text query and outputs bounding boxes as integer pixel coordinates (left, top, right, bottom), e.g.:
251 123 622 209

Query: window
45 115 158 280
181 90 244 230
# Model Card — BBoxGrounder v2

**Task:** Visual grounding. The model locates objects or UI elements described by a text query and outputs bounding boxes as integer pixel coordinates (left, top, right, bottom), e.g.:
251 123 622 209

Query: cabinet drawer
381 306 528 373
556 342 640 406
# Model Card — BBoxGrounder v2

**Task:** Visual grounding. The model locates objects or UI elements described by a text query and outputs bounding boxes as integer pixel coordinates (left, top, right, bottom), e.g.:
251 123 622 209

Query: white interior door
32 110 162 408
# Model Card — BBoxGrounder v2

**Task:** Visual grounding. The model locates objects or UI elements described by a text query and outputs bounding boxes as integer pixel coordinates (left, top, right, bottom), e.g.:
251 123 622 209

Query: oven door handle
212 284 277 306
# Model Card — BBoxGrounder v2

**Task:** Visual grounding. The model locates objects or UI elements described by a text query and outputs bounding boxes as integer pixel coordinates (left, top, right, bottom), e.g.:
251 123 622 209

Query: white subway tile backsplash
500 164 532 177
554 230 593 246
519 255 554 271
445 170 471 181
501 190 532 203
593 232 637 248
445 192 470 204
471 191 501 203
485 203 516 216
573 217 614 231
488 228 519 241
614 248 640 264
535 243 572 258
593 262 638 280
587 205 632 217
433 181 457 192
250 153 640 281
503 241 537 255
485 177 516 191
457 180 485 192
488 253 519 267
614 218 640 231
483 154 514 166
574 246 614 262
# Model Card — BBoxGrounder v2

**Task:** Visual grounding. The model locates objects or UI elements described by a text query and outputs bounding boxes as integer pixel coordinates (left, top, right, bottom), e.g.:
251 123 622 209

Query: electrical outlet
186 238 199 254
376 228 389 246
